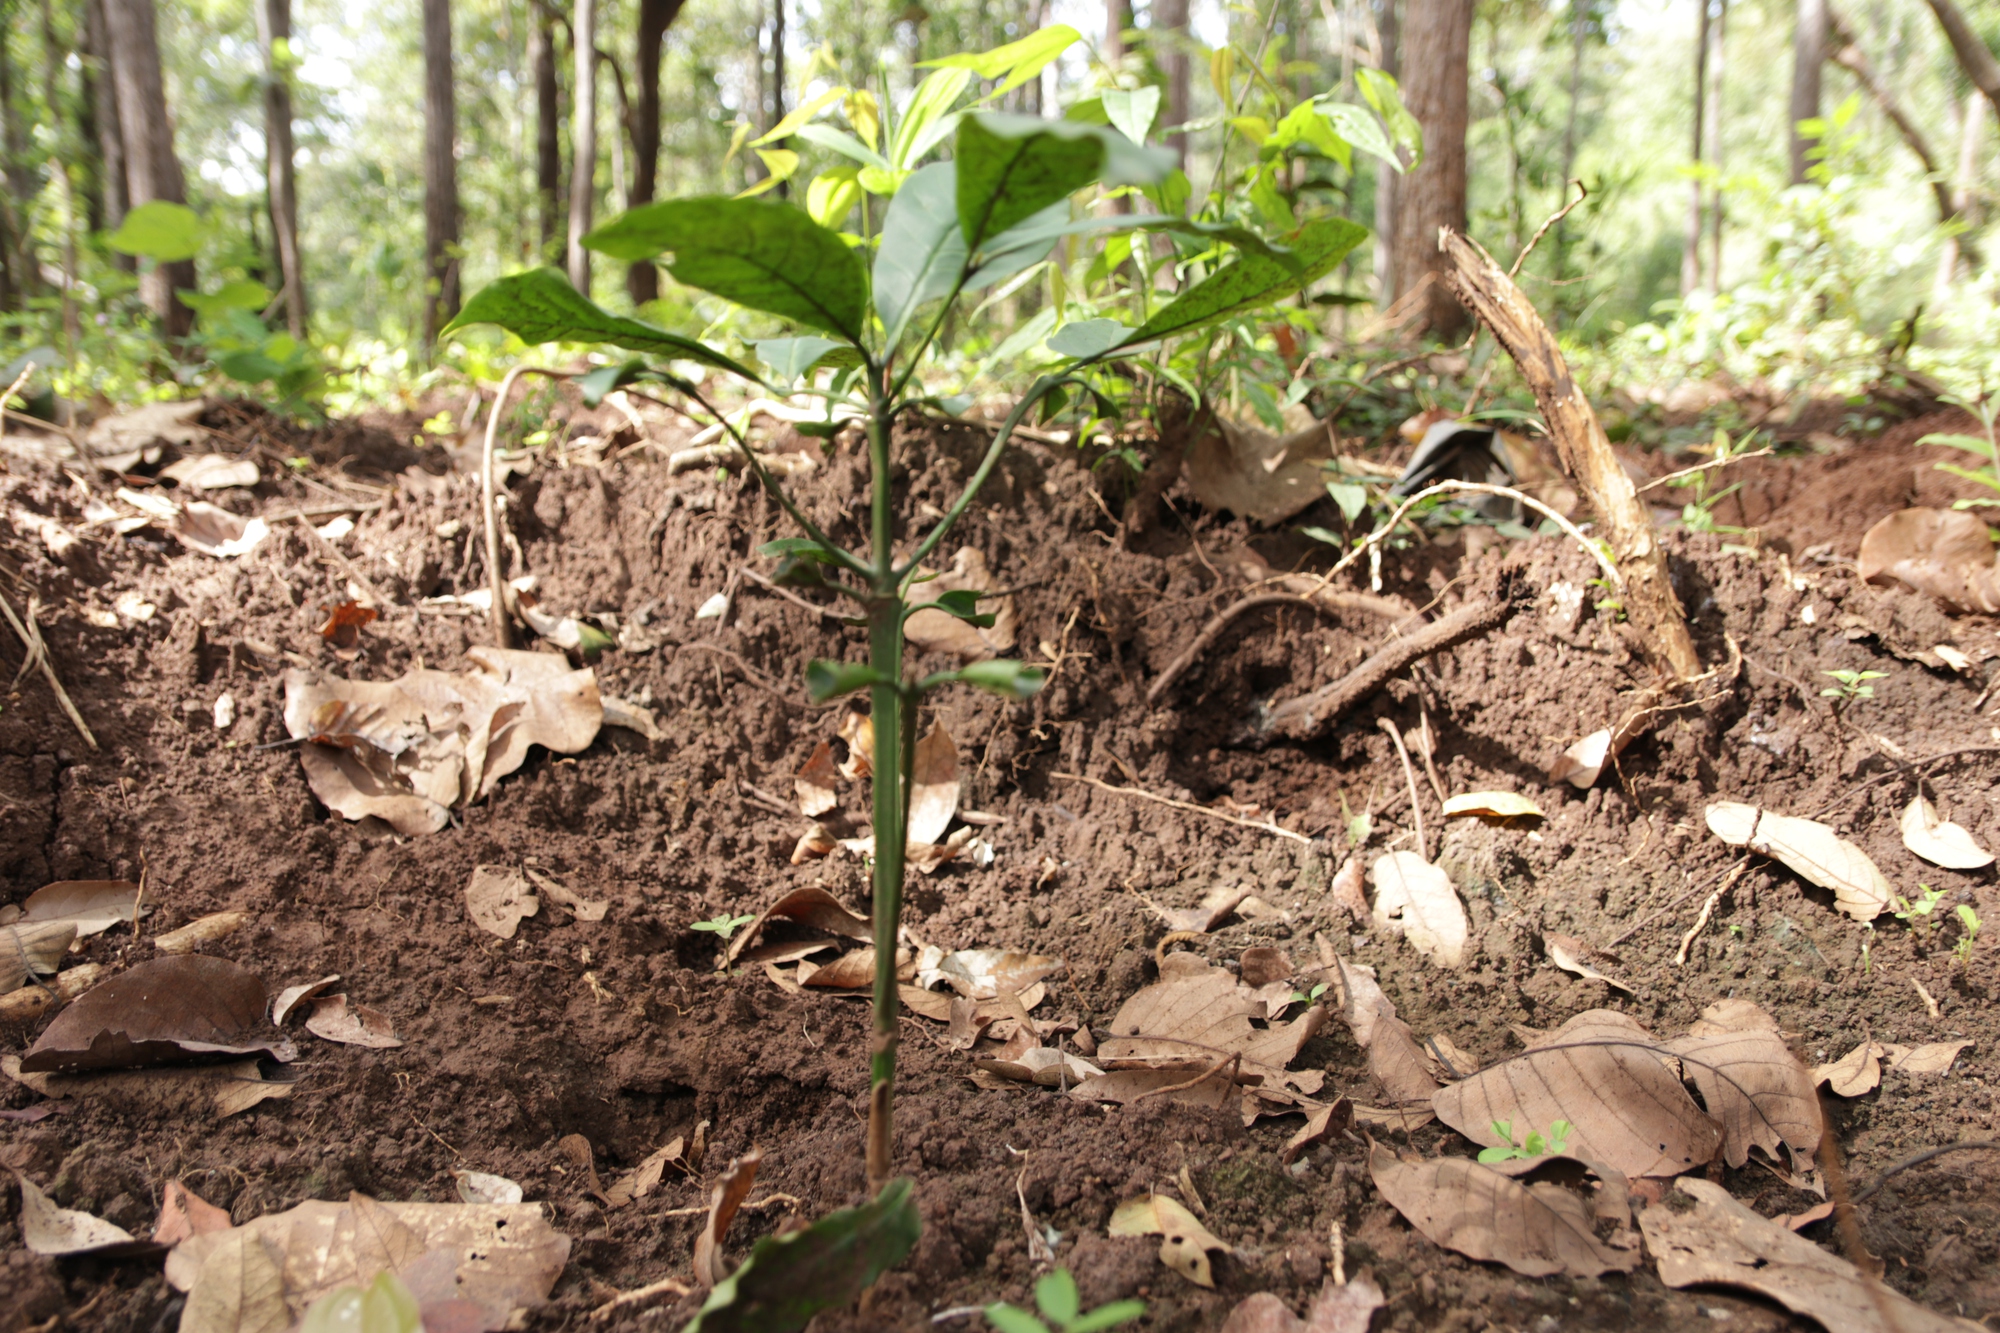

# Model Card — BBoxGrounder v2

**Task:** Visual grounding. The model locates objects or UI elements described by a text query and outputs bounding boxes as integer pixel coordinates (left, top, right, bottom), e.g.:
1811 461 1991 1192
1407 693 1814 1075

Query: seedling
1918 392 2000 509
1286 981 1332 1009
691 912 757 941
1955 904 1981 966
1860 922 1874 975
1478 1119 1572 1164
1892 884 1948 934
985 1269 1145 1333
1819 669 1886 702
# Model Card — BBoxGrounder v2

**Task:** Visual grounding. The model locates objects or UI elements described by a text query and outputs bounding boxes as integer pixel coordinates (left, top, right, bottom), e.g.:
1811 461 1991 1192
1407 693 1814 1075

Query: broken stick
1438 229 1701 679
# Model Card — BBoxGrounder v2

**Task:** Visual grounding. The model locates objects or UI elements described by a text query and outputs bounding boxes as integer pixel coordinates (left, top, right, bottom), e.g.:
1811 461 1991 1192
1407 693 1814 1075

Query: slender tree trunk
766 0 787 195
627 0 682 303
256 0 306 339
1920 0 2000 129
1155 0 1190 168
1706 0 1726 291
529 3 560 262
1682 0 1708 295
1935 91 1984 299
1374 0 1399 302
1390 0 1471 338
40 0 80 351
567 0 596 291
103 0 194 338
1552 0 1584 300
1827 13 1952 223
1788 0 1824 183
422 0 458 349
1105 0 1129 62
599 47 629 213
75 0 103 236
85 0 126 253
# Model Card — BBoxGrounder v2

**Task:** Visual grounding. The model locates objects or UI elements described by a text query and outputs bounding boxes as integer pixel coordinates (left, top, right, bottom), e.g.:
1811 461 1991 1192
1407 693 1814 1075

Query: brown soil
2 396 1997 1333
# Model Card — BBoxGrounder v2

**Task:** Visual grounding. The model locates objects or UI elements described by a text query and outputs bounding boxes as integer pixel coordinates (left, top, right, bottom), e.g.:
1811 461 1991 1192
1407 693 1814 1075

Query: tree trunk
1827 12 1952 223
1552 0 1584 297
530 3 561 262
1154 0 1190 168
256 0 307 339
40 0 81 351
626 0 681 303
1389 0 1471 338
1706 0 1727 291
85 0 127 251
422 0 458 349
0 15 30 311
1921 0 2000 128
1788 0 1825 183
1374 0 1399 302
1105 0 1129 61
1935 91 1984 298
103 0 195 339
567 0 597 291
1681 0 1708 295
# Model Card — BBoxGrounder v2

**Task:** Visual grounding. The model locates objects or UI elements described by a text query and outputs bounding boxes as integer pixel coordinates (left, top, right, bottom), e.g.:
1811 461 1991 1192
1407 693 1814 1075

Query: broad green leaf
805 167 864 229
575 357 646 405
1062 95 1110 125
1248 165 1295 230
1269 99 1352 170
216 349 288 383
967 211 1294 292
300 1272 421 1333
1101 87 1162 144
874 163 969 349
793 123 892 172
957 113 1176 251
684 1178 921 1333
962 200 1071 291
920 25 1081 97
806 659 892 703
759 536 842 562
179 278 272 319
919 588 997 628
752 86 847 146
755 336 845 383
1356 68 1423 165
890 67 973 169
754 148 801 181
442 267 761 378
1034 1270 1080 1325
1327 480 1369 522
1920 432 1995 451
983 1308 1049 1333
108 201 205 261
1121 216 1369 347
1317 101 1399 170
1067 1302 1148 1333
1048 318 1131 360
951 659 1047 700
987 305 1060 364
583 199 869 342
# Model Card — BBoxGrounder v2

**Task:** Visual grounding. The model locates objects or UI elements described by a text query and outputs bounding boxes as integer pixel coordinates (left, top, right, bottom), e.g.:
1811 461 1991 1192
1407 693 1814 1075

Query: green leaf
755 336 846 383
890 67 974 169
874 162 969 349
949 659 1046 700
1062 95 1110 125
107 200 205 261
966 211 1295 290
1067 1301 1148 1333
1268 99 1351 170
1034 1270 1080 1325
1248 165 1295 230
301 1272 421 1333
684 1178 922 1333
794 123 892 172
1316 101 1400 170
1356 68 1423 166
806 659 892 703
575 357 647 405
1122 216 1369 347
983 1307 1051 1333
805 167 865 229
1326 480 1368 523
921 25 1081 97
1101 88 1162 144
955 113 1176 252
179 278 272 319
920 589 997 628
752 86 848 146
759 537 843 564
216 349 289 383
582 199 869 342
443 268 760 378
1919 432 1994 451
1048 318 1132 360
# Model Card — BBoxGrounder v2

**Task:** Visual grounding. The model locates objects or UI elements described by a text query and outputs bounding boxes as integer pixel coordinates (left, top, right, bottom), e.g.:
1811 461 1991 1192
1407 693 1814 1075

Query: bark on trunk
1921 0 2000 128
1681 0 1708 295
422 0 458 349
103 0 195 339
40 0 81 351
1106 0 1129 60
1374 0 1399 303
256 0 307 339
1706 0 1727 291
1827 12 1954 225
85 0 127 247
1154 0 1190 169
567 0 597 291
626 0 681 303
529 4 560 262
1935 92 1984 297
1389 0 1471 339
0 16 31 310
1788 0 1825 183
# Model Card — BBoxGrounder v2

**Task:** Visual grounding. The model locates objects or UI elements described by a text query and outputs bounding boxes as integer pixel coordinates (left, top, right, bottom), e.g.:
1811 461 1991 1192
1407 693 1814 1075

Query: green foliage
984 1269 1146 1333
691 913 758 940
1123 218 1369 346
106 201 207 262
1819 669 1887 702
1919 395 2000 509
682 1178 922 1333
445 268 758 377
1478 1119 1573 1164
1892 884 1949 932
299 1272 422 1333
1955 904 1981 966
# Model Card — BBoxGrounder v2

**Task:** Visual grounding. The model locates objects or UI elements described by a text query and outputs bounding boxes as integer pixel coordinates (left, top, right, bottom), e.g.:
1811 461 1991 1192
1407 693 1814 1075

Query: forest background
4 0 2000 417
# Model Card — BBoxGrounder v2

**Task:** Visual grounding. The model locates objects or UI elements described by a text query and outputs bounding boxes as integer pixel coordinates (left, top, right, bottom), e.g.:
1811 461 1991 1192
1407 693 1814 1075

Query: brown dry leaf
907 721 961 846
1548 729 1613 790
1334 957 1393 1050
693 1148 763 1287
318 600 379 649
897 981 1046 1024
979 1047 1105 1088
1186 409 1334 524
523 869 609 922
1772 1200 1836 1231
556 1133 606 1203
1097 954 1327 1095
1441 791 1544 821
5 1053 293 1117
305 995 405 1049
1370 1013 1442 1105
1858 506 2000 614
1370 852 1468 968
928 949 1063 1000
156 911 248 955
1281 1097 1352 1165
1367 1143 1639 1278
1328 856 1369 921
789 823 839 864
837 709 873 779
271 976 341 1026
21 956 290 1073
1813 1040 1883 1097
1350 1102 1437 1131
1544 934 1634 993
945 997 990 1050
466 867 540 940
1109 1193 1228 1288
1069 1066 1236 1110
155 1180 236 1246
296 742 452 836
1144 884 1251 933
725 886 873 965
904 547 1019 659
1240 948 1294 988
1427 1033 1480 1079
1432 1009 1722 1178
174 503 270 559
16 1170 142 1255
1883 1040 1973 1073
1 920 75 993
603 1140 684 1208
801 947 879 989
178 1227 290 1333
12 880 145 936
161 453 261 490
1704 802 1893 922
1900 796 1993 870
1667 1000 1822 1168
453 1171 525 1206
794 739 840 817
1642 1177 1978 1333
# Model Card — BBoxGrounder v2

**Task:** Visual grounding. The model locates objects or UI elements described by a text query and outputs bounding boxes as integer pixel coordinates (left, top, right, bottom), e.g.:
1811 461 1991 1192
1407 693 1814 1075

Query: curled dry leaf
466 867 540 940
1544 933 1634 993
1240 948 1294 988
5 1053 293 1118
837 708 873 779
979 1046 1104 1087
724 886 873 965
1328 856 1369 922
155 911 248 955
1666 999 1822 1168
454 1171 525 1205
1900 795 1994 870
1814 1040 1883 1097
904 547 1019 660
1334 957 1392 1051
524 868 609 922
897 982 1046 1025
599 694 662 741
272 976 341 1026
174 503 269 559
1548 729 1612 790
153 1180 234 1246
1069 1065 1236 1110
1144 884 1251 933
1370 852 1469 968
1857 506 2000 614
789 822 839 865
305 994 405 1049
603 1138 688 1209
1097 953 1327 1096
907 721 961 847
1432 1010 1722 1179
10 880 145 936
929 949 1062 1000
1109 1193 1228 1288
16 1170 144 1256
1368 1144 1638 1278
21 956 292 1074
1442 791 1545 821
1705 801 1893 922
1370 1013 1443 1105
1281 1097 1352 1166
693 1148 763 1287
1883 1040 1972 1073
0 920 75 993
1641 1178 1976 1333
794 739 840 817
1218 1278 1387 1333
1186 409 1334 524
161 453 260 490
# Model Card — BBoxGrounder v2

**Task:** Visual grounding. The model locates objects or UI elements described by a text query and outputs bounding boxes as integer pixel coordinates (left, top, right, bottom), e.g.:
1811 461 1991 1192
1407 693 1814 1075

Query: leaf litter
1705 801 1893 921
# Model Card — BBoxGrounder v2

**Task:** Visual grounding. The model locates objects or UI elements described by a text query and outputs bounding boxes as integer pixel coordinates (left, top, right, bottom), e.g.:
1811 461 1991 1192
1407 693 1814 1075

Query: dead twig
1609 856 1748 949
1051 771 1313 845
1377 717 1428 861
1851 1140 2000 1203
1324 479 1621 595
1147 594 1355 707
1129 1052 1241 1106
480 366 566 648
0 586 97 749
588 1275 693 1321
737 566 854 623
1508 179 1589 282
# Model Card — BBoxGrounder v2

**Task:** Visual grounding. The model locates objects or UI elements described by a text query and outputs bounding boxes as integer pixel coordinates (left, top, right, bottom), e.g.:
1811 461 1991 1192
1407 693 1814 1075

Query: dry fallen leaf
1109 1193 1228 1288
1367 1143 1639 1278
1239 947 1294 988
154 1180 235 1246
1882 1040 1972 1074
907 721 961 847
271 976 342 1026
1813 1040 1883 1097
1666 999 1822 1168
604 1138 691 1208
11 880 145 936
904 547 1019 660
1899 795 1994 870
1143 884 1251 933
162 453 260 490
1186 409 1334 524
305 994 405 1049
16 1170 143 1255
1548 729 1612 790
177 1226 289 1333
1328 856 1369 921
1370 852 1468 968
926 949 1062 1000
1281 1097 1352 1166
21 956 291 1073
726 886 873 965
174 502 269 559
1369 1012 1443 1105
837 708 873 779
0 920 75 994
1857 506 2000 614
523 868 608 922
1097 954 1327 1096
454 1171 525 1206
5 1053 293 1118
465 867 540 940
1641 1177 1975 1333
693 1148 763 1287
1544 933 1634 993
795 739 840 817
1705 802 1893 921
1220 1279 1386 1333
1441 791 1544 821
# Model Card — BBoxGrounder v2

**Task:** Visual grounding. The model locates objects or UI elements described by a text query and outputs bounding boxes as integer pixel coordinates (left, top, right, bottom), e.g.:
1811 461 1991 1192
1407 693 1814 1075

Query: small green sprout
1819 669 1887 701
691 912 757 941
1860 923 1874 976
1955 904 1981 966
1286 981 1332 1008
985 1269 1145 1333
1892 884 1948 933
1478 1119 1573 1164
